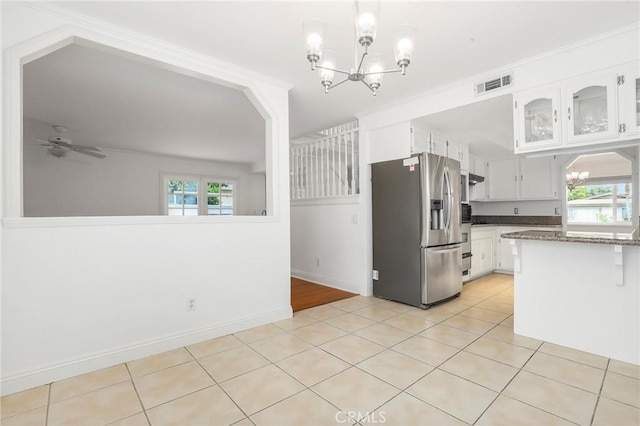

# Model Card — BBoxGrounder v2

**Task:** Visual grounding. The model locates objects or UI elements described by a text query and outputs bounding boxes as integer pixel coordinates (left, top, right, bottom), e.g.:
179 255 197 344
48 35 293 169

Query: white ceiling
24 1 639 162
413 94 515 158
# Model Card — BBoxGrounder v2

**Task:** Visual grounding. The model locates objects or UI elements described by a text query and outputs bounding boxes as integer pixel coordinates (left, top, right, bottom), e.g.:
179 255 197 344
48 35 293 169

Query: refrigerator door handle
429 244 461 252
443 166 453 236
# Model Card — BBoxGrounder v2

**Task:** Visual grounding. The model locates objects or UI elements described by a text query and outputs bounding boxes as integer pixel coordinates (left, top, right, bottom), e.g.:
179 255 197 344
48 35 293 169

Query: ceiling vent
474 72 514 96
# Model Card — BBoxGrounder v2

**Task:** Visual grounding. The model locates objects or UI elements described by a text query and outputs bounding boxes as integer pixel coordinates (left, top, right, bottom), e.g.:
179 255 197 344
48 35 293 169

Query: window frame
161 174 237 216
566 178 633 230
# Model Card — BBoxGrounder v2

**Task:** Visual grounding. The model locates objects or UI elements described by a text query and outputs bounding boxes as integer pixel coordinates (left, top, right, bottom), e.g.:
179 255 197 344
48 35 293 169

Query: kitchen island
502 230 640 365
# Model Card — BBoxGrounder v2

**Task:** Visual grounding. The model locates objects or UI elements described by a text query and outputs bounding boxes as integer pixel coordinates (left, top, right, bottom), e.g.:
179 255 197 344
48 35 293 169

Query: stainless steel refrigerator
372 152 463 309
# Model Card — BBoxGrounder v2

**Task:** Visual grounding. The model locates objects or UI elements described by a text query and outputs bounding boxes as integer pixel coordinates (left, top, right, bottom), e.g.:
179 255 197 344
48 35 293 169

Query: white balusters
290 121 359 200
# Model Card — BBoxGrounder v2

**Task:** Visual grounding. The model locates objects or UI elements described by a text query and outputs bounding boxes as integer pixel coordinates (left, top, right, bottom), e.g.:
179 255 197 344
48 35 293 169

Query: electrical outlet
555 207 560 215
514 207 519 214
186 297 196 311
372 270 379 280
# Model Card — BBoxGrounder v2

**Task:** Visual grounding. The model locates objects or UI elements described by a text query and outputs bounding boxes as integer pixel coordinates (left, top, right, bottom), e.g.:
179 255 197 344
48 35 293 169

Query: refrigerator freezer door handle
430 244 461 252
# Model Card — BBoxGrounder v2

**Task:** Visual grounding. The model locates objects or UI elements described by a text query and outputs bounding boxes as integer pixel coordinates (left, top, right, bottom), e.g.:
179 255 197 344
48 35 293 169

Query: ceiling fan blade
34 138 49 144
74 148 107 159
69 144 102 151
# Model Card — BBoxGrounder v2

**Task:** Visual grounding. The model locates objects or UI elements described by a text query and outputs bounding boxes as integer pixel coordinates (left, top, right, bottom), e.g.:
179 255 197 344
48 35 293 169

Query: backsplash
472 215 562 226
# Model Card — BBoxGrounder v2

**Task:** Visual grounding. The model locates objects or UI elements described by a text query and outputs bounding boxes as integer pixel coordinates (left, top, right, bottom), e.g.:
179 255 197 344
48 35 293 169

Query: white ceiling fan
36 125 107 159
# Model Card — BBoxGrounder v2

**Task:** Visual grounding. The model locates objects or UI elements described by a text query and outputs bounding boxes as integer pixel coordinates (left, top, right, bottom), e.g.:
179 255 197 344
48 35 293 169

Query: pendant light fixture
566 170 590 190
303 1 416 96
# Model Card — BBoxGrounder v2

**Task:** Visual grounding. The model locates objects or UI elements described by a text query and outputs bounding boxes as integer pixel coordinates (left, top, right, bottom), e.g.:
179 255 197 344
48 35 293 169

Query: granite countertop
501 230 640 246
472 224 561 228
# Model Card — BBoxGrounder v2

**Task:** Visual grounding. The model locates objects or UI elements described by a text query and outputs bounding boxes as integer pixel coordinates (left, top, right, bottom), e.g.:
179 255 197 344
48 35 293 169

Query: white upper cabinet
621 65 640 136
488 158 519 200
427 130 448 158
514 86 562 152
519 156 558 199
486 156 557 201
563 71 618 143
513 62 638 154
452 140 469 171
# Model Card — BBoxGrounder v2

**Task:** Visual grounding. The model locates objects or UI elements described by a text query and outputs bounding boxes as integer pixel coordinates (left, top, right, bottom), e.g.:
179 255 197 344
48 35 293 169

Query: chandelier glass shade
303 1 416 96
566 170 590 190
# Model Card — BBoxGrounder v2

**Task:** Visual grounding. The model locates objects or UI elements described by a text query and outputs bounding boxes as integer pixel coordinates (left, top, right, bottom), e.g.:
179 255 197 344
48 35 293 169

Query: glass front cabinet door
514 87 562 152
563 74 618 143
622 67 640 136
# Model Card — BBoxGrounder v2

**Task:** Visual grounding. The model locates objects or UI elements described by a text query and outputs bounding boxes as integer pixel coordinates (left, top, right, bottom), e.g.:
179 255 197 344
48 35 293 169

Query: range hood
468 173 485 185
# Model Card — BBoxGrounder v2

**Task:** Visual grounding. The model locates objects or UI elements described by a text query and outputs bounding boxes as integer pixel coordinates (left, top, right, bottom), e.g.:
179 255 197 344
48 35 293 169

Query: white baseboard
0 306 292 396
291 269 363 295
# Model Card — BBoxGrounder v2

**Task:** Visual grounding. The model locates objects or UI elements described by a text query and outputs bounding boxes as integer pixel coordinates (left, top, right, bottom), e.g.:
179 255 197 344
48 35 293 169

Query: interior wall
23 120 266 217
1 2 290 396
290 200 363 294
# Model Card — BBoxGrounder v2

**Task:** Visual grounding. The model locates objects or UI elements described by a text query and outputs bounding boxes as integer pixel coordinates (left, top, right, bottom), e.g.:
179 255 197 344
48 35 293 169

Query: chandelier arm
360 79 375 94
327 77 351 91
315 64 351 76
362 68 404 76
356 50 368 74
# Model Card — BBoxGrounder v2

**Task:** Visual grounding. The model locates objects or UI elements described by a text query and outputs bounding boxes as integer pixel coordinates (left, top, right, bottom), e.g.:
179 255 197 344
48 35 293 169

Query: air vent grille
474 72 514 96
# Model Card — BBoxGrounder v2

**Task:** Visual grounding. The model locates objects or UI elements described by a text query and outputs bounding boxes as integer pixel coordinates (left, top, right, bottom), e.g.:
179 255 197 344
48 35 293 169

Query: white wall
23 120 266 217
290 199 364 294
1 3 290 395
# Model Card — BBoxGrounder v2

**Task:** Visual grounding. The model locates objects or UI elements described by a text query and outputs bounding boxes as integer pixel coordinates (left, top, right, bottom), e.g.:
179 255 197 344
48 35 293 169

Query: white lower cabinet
496 227 515 272
495 226 562 274
471 226 561 278
469 227 496 279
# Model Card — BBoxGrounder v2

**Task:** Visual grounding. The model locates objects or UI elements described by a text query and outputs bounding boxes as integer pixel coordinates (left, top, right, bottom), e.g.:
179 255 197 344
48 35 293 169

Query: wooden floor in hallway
291 277 357 312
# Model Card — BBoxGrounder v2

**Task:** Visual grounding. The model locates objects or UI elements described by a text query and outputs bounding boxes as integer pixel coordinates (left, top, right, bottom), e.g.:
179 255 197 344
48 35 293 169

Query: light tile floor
2 274 639 425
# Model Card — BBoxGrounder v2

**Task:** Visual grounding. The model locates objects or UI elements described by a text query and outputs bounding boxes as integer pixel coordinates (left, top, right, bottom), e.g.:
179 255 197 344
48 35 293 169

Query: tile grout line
45 383 51 426
590 358 611 425
469 329 541 425
186 345 254 423
123 362 152 426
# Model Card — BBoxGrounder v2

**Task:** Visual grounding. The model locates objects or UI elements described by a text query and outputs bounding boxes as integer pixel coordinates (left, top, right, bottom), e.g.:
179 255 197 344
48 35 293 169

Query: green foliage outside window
568 185 611 200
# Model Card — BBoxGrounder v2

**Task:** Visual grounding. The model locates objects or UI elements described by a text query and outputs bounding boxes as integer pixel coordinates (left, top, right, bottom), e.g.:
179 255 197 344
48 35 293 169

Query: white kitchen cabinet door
514 86 562 153
621 66 640 136
410 127 430 154
496 227 515 272
454 141 469 170
519 156 558 200
469 229 495 278
564 72 618 143
428 131 448 158
487 158 518 200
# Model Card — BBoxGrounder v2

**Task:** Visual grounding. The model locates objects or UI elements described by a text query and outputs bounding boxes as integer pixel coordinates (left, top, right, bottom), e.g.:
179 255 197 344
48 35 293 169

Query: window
167 179 199 216
206 182 234 216
565 152 634 229
567 182 633 225
164 175 234 216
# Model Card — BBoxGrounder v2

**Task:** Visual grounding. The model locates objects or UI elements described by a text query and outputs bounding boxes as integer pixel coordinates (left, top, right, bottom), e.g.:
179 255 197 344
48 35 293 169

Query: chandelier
566 170 590 190
303 1 416 96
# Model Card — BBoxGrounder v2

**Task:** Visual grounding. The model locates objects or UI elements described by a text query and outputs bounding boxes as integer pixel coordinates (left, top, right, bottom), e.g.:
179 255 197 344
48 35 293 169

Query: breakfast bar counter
501 229 640 246
502 230 640 365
